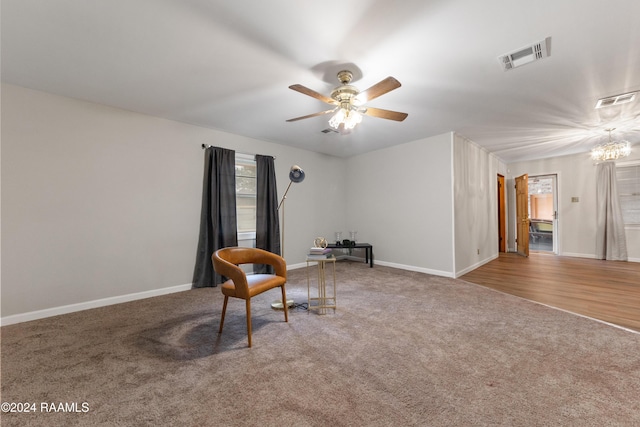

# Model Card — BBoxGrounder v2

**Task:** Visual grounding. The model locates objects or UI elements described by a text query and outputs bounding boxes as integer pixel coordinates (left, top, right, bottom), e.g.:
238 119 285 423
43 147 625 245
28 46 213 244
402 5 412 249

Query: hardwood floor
461 252 640 332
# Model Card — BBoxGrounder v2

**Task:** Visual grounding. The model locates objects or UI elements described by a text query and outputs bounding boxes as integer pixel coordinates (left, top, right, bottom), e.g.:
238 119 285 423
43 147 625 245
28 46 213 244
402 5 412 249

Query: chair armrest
212 247 287 282
252 249 287 279
212 252 248 289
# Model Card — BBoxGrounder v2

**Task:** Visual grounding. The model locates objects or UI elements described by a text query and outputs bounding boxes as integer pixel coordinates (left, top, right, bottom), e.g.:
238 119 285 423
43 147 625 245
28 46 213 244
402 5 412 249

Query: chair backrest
212 247 286 299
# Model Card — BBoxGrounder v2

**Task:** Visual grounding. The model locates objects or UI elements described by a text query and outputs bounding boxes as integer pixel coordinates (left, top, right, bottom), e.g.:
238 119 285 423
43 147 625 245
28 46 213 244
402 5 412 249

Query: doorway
528 174 558 253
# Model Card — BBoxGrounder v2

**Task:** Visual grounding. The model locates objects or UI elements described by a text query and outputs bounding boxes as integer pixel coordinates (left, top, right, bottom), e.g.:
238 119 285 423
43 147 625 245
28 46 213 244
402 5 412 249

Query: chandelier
591 128 631 161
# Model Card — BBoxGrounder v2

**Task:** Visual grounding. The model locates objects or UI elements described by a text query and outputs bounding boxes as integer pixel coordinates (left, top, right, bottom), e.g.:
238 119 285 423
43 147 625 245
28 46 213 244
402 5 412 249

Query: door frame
528 173 559 254
497 174 506 252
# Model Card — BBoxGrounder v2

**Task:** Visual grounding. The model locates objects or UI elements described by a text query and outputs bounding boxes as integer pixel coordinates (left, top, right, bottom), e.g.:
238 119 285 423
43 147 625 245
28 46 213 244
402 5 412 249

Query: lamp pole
271 165 305 310
277 180 293 258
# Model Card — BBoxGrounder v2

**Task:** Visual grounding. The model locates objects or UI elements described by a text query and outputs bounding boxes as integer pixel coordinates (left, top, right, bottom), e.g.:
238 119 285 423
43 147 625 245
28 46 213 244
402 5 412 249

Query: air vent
595 91 637 109
498 37 551 71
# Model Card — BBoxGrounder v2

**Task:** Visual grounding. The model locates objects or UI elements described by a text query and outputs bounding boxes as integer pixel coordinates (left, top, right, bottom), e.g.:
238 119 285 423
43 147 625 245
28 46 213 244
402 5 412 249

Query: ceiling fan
286 70 408 131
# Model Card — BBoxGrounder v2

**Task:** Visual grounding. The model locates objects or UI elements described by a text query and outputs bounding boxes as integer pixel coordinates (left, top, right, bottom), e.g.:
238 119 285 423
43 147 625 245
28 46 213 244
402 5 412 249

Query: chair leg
219 296 228 334
246 299 252 348
281 285 289 323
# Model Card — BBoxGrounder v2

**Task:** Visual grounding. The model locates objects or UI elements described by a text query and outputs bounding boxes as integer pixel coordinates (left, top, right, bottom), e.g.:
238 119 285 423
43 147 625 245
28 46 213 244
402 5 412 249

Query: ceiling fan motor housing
337 70 353 84
331 70 360 109
331 85 359 108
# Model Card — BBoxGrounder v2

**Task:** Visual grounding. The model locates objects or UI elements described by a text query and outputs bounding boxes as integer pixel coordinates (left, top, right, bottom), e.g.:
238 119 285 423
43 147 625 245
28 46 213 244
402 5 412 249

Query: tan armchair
212 247 289 347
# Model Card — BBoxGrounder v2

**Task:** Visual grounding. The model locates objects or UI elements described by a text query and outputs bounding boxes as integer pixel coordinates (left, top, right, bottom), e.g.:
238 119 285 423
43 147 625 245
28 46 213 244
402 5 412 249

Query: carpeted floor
2 261 639 426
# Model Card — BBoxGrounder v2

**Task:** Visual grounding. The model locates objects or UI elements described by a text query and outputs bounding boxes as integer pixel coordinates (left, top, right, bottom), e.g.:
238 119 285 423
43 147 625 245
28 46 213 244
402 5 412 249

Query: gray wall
1 84 347 319
453 134 508 275
345 133 455 275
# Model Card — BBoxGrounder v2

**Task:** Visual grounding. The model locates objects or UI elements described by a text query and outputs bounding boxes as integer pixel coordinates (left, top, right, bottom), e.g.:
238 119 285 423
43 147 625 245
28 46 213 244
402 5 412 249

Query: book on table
309 247 332 255
307 253 334 260
307 247 333 259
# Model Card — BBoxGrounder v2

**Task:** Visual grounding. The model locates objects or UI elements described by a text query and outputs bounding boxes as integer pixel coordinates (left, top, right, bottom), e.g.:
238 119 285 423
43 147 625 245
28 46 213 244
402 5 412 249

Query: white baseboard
287 262 307 270
560 252 596 259
561 252 639 263
289 255 454 277
374 260 454 278
454 254 499 278
1 283 193 326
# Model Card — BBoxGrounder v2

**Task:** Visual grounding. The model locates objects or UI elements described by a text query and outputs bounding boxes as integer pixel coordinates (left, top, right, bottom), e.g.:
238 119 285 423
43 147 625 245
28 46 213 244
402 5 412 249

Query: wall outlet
477 249 480 255
571 197 579 203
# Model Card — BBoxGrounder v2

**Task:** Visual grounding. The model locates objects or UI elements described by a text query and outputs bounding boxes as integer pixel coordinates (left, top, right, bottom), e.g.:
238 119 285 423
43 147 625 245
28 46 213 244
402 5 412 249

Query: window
235 154 257 238
616 162 640 225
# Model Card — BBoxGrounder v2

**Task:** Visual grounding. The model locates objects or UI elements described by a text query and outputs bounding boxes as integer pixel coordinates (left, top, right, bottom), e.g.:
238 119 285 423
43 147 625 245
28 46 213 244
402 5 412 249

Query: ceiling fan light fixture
329 108 362 130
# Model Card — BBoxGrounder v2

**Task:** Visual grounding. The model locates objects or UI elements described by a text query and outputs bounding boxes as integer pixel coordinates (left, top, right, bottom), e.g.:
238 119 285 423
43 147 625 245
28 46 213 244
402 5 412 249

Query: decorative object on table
334 231 342 245
341 239 355 255
272 164 305 310
314 237 328 249
308 236 332 259
349 231 358 242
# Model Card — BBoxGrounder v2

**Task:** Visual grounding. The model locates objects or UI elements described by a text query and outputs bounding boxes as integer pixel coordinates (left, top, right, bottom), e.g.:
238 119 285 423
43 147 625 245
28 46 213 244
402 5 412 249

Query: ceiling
2 0 639 162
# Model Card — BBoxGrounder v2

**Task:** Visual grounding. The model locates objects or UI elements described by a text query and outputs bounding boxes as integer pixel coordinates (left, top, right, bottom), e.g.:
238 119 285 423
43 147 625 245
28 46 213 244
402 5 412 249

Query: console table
326 243 374 268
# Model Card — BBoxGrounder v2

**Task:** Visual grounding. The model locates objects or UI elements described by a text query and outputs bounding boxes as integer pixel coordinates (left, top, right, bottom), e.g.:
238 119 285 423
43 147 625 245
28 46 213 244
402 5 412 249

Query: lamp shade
289 165 305 183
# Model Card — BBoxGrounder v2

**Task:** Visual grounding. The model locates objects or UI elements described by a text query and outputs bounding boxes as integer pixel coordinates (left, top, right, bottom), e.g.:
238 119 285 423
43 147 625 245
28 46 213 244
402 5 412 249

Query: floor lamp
271 165 305 310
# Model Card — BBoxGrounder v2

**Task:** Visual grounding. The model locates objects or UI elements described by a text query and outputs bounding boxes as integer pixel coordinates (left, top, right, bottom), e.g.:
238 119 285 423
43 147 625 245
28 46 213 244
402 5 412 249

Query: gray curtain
254 154 280 274
192 146 238 288
595 161 627 260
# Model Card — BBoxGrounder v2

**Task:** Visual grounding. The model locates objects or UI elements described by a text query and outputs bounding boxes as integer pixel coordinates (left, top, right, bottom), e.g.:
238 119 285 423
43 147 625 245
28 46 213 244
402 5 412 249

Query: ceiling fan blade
289 84 337 105
355 77 401 103
286 109 336 122
364 107 408 122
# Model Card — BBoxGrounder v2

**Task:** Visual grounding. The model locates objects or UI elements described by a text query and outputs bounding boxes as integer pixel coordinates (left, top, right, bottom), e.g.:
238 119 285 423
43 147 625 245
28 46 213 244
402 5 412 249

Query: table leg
317 261 326 315
306 261 311 308
307 260 337 313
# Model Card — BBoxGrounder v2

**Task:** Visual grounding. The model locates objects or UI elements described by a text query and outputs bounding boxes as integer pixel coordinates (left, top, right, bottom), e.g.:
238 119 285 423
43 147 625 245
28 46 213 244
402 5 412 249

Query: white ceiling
2 0 639 162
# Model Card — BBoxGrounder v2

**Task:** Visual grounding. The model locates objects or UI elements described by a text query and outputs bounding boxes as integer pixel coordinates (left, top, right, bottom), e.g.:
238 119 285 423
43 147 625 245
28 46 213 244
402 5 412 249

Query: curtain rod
201 144 275 159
